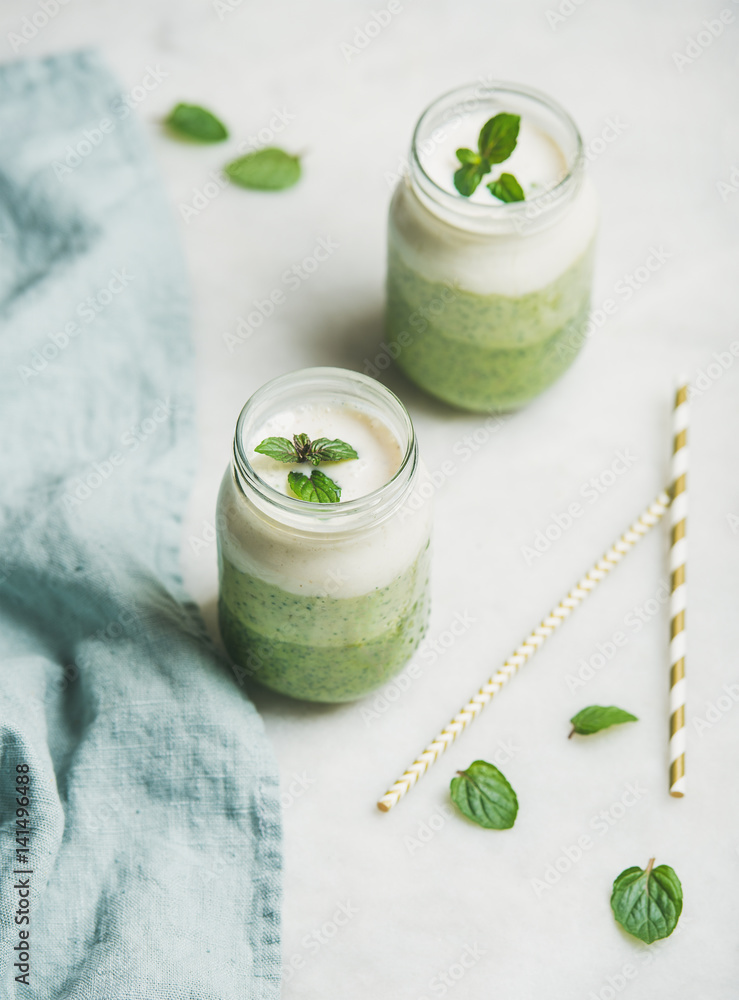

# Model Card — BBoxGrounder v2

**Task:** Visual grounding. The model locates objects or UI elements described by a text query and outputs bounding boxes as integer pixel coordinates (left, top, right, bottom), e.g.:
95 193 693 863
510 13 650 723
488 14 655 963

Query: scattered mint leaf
225 147 301 191
453 162 486 197
165 103 228 142
611 859 683 944
488 172 525 203
450 760 518 830
455 147 481 166
478 113 520 164
288 469 341 503
308 438 359 465
254 436 299 463
569 706 638 738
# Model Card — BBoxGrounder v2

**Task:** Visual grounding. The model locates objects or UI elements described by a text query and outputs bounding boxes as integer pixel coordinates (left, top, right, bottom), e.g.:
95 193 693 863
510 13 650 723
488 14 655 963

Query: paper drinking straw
378 491 671 813
668 383 688 797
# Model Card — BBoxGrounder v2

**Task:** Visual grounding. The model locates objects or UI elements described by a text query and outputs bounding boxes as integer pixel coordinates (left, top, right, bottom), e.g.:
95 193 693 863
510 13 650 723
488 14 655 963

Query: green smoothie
386 238 596 412
218 542 430 703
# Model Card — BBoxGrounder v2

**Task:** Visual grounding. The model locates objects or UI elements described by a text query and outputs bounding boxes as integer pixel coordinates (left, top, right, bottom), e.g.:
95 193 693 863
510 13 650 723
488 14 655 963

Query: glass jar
216 367 432 703
386 81 598 412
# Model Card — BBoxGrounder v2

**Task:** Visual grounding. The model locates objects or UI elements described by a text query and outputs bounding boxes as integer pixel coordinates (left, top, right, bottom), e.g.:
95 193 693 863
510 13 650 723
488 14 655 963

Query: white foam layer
248 402 403 501
219 403 432 597
393 174 598 297
394 111 598 297
423 116 568 203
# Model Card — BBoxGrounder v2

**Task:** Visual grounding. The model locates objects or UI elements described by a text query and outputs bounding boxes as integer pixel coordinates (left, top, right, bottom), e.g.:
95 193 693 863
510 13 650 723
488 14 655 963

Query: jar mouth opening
233 367 417 522
409 80 585 227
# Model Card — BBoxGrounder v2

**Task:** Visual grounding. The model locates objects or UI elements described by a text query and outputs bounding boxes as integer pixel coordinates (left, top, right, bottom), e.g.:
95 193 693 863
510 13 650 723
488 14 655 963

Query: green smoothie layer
218 543 430 702
386 238 595 412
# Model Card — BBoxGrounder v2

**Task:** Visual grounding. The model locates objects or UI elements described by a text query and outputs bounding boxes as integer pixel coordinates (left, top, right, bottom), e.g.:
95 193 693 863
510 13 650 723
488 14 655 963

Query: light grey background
4 0 738 996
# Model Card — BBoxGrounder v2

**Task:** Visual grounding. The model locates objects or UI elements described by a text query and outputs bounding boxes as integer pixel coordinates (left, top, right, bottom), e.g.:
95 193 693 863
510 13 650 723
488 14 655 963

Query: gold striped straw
378 491 671 813
669 382 689 797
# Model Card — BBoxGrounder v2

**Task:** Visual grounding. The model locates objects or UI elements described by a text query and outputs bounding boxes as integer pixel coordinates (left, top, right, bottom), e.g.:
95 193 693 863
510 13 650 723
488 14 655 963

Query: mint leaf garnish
455 148 482 166
255 433 357 467
254 436 299 463
165 103 228 142
288 469 341 503
225 148 301 191
308 438 359 465
453 162 486 197
292 433 312 462
611 859 683 944
569 706 638 738
478 112 520 163
255 432 357 503
450 760 518 830
453 113 524 202
488 172 525 203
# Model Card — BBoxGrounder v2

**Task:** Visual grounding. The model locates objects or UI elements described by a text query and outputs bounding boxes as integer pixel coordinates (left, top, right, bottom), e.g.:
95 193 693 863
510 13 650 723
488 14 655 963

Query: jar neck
407 80 585 237
231 367 419 535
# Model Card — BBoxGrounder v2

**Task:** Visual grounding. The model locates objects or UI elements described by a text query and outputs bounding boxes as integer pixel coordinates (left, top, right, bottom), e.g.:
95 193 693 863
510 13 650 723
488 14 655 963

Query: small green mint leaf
455 148 480 165
308 437 359 465
611 859 683 944
165 103 228 142
254 436 299 463
478 113 520 164
569 706 638 738
488 172 525 203
288 469 341 503
453 163 485 198
450 760 518 829
225 147 301 191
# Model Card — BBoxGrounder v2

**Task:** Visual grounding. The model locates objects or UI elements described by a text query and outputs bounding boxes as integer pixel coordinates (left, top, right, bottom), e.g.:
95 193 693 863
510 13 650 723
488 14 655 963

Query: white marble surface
5 0 739 995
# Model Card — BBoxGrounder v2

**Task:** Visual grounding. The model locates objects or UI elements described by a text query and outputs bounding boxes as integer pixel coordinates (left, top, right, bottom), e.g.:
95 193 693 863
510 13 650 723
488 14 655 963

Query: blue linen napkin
0 50 281 998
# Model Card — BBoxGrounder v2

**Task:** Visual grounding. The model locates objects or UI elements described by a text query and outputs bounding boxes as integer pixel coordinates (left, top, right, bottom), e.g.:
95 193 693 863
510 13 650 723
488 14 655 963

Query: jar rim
409 79 585 231
232 367 418 525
